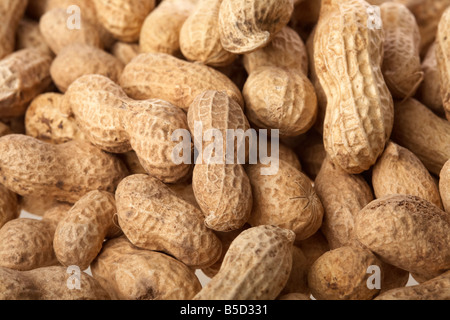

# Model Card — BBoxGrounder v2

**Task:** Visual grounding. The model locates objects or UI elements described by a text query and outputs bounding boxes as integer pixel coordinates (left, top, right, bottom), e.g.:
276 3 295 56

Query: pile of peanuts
0 0 449 300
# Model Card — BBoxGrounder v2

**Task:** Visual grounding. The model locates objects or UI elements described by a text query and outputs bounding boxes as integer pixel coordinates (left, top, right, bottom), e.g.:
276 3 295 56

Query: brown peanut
440 159 450 213
16 19 53 55
0 184 19 229
436 6 450 120
0 0 28 60
110 41 139 65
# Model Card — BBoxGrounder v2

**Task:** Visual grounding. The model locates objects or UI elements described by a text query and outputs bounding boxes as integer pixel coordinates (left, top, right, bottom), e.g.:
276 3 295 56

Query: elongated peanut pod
436 7 450 121
0 0 28 59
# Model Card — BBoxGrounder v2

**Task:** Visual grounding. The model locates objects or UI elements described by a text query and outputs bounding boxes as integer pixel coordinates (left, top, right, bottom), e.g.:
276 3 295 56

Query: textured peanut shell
243 26 308 75
436 7 450 120
0 266 110 300
0 184 19 229
16 19 53 55
54 191 120 270
93 0 155 42
0 0 28 59
180 0 236 67
376 270 450 300
116 174 222 268
192 163 252 231
440 160 450 213
50 44 124 93
91 237 202 300
355 194 450 280
0 134 128 203
201 226 248 278
111 42 139 65
39 8 103 54
373 141 443 208
265 141 302 172
25 93 87 144
380 2 423 99
187 90 250 162
64 74 191 183
314 0 394 174
308 246 382 300
315 156 374 250
140 0 197 55
243 67 318 138
417 43 444 115
246 161 324 241
0 218 59 270
194 225 295 300
167 182 198 208
41 203 72 228
0 48 52 118
120 53 244 111
218 0 294 54
391 98 450 176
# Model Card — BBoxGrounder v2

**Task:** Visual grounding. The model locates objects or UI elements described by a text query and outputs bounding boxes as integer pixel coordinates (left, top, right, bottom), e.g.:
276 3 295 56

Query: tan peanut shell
308 246 382 300
315 156 374 250
201 225 249 278
180 0 236 67
246 160 324 241
0 48 52 118
116 174 222 268
314 0 394 174
0 134 128 203
41 203 72 228
50 44 124 93
187 90 250 162
140 0 197 55
54 191 121 270
243 67 318 138
380 2 423 99
436 7 450 120
167 182 199 208
93 0 155 42
194 225 295 300
243 26 308 75
278 293 310 300
64 74 191 183
440 160 450 213
264 141 302 172
0 0 28 59
0 266 110 300
391 98 450 176
16 19 53 55
111 41 139 65
218 0 294 54
39 8 103 54
280 246 309 296
192 163 252 231
373 141 443 208
355 194 450 280
0 184 19 229
295 231 330 269
376 270 450 300
91 237 202 300
120 53 244 111
25 93 87 144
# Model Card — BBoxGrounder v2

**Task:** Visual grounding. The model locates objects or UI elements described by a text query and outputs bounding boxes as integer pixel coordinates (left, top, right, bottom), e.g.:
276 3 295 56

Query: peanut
355 194 450 281
391 98 450 176
50 44 124 93
140 0 197 55
246 160 324 241
440 159 450 213
167 182 199 208
315 156 374 250
54 191 121 270
0 134 128 203
314 0 394 174
0 0 28 60
19 196 62 217
93 0 155 43
91 237 202 300
436 6 450 120
180 0 236 67
218 0 294 54
280 246 309 296
110 41 139 65
0 266 110 300
16 19 53 56
120 53 244 112
0 48 52 118
194 225 295 300
0 184 19 229
63 74 191 183
373 141 443 208
380 2 423 99
243 66 318 138
116 174 222 268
